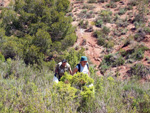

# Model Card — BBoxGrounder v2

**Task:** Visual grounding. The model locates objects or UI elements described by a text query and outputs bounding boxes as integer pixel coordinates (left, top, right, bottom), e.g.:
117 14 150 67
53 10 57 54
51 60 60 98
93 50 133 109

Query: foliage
128 63 150 79
0 0 76 65
120 45 149 61
128 0 138 6
0 59 149 112
93 29 114 48
118 8 127 15
88 0 96 3
98 10 112 23
106 1 117 8
95 19 103 27
134 0 148 23
0 52 5 62
66 48 85 69
78 20 89 29
99 53 125 73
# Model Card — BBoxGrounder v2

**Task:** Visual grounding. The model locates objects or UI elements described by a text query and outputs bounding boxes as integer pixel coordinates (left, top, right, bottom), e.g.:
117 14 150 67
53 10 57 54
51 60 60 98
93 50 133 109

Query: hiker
72 56 90 76
54 59 72 82
72 56 94 89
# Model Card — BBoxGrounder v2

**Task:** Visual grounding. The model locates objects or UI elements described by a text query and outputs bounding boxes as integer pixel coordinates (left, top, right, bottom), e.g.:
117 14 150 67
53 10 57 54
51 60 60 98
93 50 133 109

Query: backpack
77 63 89 72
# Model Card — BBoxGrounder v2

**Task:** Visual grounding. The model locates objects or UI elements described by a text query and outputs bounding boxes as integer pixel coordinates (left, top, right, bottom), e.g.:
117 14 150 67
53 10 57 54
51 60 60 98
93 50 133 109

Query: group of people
54 56 90 82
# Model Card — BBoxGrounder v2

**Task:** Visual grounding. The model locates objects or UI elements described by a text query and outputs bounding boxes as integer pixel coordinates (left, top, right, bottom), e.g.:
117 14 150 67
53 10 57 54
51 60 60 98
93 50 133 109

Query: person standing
54 59 72 81
72 56 90 76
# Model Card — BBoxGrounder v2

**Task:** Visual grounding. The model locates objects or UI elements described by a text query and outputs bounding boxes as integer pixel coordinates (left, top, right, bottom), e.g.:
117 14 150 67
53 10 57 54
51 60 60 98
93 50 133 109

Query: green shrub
66 48 85 69
99 54 125 73
144 27 150 34
106 1 117 8
1 36 23 59
88 0 96 3
93 30 104 38
95 19 103 27
0 52 5 62
129 63 150 79
118 8 127 15
116 18 129 28
33 29 52 53
24 45 44 65
102 26 110 35
98 37 105 45
82 4 95 10
0 59 150 113
121 45 149 61
93 29 114 48
78 20 89 29
99 10 112 23
0 0 76 65
122 35 134 48
59 72 94 112
0 28 5 39
133 0 148 23
105 41 114 48
127 0 138 6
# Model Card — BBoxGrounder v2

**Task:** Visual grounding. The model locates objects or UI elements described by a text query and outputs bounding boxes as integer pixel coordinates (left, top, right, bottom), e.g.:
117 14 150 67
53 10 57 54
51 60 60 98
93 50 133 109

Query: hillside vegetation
0 0 150 112
70 0 150 79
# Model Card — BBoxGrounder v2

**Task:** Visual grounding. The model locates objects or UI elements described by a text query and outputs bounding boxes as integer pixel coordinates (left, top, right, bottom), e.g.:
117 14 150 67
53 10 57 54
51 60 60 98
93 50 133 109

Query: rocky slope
70 0 150 80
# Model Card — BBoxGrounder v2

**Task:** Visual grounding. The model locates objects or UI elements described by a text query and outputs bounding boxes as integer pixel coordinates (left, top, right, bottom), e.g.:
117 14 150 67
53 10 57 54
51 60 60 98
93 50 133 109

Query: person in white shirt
72 56 90 76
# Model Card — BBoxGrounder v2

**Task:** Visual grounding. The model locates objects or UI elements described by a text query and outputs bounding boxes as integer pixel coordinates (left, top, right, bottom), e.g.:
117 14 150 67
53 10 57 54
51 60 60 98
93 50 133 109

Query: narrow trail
74 28 103 75
75 27 102 66
70 0 103 75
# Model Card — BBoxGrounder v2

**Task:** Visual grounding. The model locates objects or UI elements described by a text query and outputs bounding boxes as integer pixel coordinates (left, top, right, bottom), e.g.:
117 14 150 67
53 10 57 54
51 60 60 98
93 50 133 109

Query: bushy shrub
0 52 5 62
118 8 127 15
0 0 76 65
33 29 52 53
99 54 125 73
88 0 96 3
127 0 138 6
106 1 117 8
93 29 114 48
78 20 89 29
66 48 85 69
133 0 148 23
122 35 134 48
102 26 110 35
121 45 149 61
95 19 103 27
129 63 150 79
82 4 95 10
116 18 129 28
99 10 112 23
0 59 150 113
1 36 23 59
144 26 150 35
